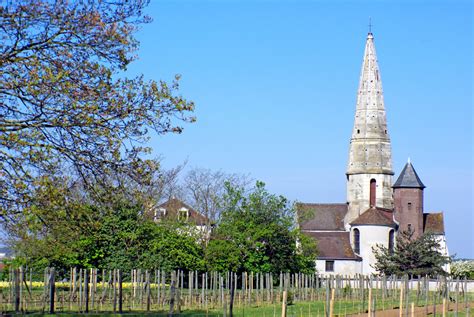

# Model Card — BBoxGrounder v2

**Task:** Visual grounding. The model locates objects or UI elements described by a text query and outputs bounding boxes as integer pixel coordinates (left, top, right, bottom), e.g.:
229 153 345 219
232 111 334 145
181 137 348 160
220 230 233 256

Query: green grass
1 287 473 316
2 299 473 317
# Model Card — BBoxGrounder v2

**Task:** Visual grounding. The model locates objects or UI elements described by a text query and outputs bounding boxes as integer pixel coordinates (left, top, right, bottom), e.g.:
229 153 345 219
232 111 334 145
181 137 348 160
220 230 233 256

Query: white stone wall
317 277 474 292
434 234 451 273
345 173 393 225
351 224 394 275
316 259 362 276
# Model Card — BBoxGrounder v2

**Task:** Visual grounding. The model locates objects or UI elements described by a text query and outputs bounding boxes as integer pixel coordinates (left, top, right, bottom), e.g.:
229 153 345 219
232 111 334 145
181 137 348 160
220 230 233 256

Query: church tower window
354 228 360 254
370 179 376 207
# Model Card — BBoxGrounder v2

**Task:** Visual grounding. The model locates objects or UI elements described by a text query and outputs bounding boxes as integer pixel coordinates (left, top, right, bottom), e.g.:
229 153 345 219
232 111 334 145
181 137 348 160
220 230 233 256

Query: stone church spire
345 32 394 225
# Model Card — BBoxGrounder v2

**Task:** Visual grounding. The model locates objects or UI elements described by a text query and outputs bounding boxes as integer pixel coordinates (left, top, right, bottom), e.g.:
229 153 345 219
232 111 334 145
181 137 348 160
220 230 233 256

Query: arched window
370 179 376 207
354 228 360 254
388 229 395 255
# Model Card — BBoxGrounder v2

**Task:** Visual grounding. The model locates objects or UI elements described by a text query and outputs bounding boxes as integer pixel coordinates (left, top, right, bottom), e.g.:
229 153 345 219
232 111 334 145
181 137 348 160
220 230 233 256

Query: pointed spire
393 161 426 189
345 33 394 225
357 31 385 114
347 32 393 175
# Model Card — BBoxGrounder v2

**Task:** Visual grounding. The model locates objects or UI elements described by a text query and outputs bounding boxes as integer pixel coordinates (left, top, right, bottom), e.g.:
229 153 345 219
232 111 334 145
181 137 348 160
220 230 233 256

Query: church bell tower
345 32 394 225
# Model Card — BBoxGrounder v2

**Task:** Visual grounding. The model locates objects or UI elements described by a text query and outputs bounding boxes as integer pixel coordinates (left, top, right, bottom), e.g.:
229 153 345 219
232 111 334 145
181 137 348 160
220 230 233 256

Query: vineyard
0 268 473 316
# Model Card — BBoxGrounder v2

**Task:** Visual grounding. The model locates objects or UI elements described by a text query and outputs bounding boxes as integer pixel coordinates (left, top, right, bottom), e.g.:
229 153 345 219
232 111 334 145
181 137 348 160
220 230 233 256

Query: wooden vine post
399 285 404 317
118 270 123 314
281 290 287 317
49 268 55 314
169 271 176 317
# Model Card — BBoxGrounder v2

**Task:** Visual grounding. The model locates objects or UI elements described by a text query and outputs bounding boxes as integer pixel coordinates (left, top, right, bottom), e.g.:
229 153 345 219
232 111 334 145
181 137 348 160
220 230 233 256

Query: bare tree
182 168 251 222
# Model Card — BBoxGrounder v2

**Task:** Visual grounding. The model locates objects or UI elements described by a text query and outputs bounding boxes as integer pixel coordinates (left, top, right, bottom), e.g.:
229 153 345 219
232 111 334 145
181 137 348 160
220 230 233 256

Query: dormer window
178 208 189 220
154 208 166 221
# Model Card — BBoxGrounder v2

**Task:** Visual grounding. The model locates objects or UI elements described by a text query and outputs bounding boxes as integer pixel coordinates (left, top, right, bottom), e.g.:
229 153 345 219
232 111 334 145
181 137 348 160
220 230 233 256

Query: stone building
298 32 449 275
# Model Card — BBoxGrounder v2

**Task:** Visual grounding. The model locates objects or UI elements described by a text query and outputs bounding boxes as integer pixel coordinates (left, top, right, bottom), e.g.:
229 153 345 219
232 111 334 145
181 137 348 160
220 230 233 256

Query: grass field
21 300 473 317
3 297 472 317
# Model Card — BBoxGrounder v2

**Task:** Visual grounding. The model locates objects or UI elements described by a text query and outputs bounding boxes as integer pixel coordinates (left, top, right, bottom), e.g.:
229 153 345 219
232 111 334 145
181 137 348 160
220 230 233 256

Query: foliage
206 181 317 273
9 177 314 275
372 229 450 277
204 239 241 273
0 0 195 220
9 178 204 273
450 260 474 279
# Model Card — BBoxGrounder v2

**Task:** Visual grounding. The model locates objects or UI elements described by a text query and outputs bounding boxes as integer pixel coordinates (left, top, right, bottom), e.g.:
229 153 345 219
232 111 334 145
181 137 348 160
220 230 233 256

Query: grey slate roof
297 203 347 231
393 162 425 189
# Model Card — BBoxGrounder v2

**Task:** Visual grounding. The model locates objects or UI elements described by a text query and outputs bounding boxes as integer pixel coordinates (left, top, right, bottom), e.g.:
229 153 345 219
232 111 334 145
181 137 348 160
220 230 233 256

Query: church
298 32 449 275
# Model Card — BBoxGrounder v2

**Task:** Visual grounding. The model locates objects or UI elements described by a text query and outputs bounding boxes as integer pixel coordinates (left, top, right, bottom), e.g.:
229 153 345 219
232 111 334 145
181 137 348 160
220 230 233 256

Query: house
152 197 211 239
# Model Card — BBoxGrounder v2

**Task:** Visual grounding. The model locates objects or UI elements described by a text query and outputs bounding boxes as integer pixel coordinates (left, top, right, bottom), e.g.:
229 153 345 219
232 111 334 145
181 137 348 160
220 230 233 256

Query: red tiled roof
297 203 347 231
303 231 361 260
157 198 209 225
350 207 397 227
423 212 445 234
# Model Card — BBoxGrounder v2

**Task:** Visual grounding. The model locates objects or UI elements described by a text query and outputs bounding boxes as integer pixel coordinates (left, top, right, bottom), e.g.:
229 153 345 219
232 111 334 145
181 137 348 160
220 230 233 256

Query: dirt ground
346 301 472 316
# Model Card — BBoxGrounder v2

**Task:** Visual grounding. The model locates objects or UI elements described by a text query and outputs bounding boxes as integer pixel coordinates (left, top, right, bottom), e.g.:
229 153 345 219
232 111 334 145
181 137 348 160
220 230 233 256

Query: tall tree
206 181 317 273
0 0 195 220
372 229 450 277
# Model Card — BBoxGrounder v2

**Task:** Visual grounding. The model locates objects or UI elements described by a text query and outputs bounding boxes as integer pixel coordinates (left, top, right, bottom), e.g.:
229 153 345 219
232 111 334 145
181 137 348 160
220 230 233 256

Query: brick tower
393 159 425 238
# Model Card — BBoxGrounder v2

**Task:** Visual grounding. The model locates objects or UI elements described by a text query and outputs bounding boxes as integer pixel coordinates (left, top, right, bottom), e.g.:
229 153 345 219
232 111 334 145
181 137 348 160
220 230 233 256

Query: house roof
393 161 425 189
423 212 445 234
303 231 361 261
297 203 347 231
350 207 397 228
158 198 209 225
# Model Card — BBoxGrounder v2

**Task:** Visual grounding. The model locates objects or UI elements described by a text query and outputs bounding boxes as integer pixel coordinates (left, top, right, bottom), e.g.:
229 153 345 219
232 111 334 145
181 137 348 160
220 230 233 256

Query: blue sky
128 0 473 258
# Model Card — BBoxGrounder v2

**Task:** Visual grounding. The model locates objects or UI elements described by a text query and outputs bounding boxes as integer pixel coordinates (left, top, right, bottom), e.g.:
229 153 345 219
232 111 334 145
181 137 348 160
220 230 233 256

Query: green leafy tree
373 229 450 277
0 0 194 220
205 239 241 273
10 178 204 273
95 205 205 272
206 181 317 273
